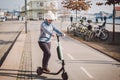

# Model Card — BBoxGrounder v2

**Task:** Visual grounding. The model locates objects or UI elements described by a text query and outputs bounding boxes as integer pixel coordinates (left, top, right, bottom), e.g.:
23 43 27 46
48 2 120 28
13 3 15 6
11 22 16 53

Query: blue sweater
38 20 63 43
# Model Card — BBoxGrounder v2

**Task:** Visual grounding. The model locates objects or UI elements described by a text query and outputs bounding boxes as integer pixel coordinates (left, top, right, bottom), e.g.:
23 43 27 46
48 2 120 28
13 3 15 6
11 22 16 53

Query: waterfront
92 18 120 24
60 16 120 24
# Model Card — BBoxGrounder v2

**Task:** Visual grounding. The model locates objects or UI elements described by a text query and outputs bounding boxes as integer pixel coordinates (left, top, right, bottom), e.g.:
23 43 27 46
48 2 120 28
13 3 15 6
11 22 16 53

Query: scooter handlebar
56 34 60 42
56 33 65 42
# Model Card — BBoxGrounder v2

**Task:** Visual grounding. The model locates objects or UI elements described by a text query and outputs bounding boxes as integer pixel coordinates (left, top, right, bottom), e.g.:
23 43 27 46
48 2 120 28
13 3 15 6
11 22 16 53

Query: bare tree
62 0 91 21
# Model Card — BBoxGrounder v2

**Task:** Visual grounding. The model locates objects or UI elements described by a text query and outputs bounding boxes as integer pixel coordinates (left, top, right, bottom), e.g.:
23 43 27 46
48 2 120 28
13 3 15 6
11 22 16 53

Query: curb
81 41 120 62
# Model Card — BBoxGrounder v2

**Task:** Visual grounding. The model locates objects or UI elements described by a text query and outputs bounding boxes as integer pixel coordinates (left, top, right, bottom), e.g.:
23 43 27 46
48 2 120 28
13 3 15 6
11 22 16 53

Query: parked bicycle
93 22 109 41
67 22 77 33
83 22 109 41
83 25 94 41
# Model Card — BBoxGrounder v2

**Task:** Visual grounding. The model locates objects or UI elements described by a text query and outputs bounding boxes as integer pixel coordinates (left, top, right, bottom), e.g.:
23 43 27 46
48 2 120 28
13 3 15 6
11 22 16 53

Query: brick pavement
17 31 32 80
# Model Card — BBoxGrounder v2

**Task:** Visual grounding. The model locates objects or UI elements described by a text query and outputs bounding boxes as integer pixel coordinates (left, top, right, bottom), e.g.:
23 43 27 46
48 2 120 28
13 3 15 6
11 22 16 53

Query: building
0 9 5 17
115 6 120 18
21 0 58 20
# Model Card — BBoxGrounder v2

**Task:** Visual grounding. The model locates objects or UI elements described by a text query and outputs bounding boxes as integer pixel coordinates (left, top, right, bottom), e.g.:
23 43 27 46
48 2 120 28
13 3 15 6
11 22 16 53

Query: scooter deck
37 66 64 75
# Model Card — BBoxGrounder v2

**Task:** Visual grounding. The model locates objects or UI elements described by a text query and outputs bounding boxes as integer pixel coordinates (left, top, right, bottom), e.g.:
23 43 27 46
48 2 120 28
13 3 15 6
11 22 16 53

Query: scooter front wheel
36 67 43 75
61 72 68 80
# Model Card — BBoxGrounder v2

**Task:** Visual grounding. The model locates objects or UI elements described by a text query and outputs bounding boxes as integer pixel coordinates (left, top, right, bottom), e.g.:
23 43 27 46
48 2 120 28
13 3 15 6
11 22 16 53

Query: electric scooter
36 35 68 80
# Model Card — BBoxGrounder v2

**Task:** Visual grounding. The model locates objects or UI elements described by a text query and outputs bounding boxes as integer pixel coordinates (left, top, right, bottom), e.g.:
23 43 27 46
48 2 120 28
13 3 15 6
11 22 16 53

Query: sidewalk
0 21 27 80
0 31 27 80
0 21 24 66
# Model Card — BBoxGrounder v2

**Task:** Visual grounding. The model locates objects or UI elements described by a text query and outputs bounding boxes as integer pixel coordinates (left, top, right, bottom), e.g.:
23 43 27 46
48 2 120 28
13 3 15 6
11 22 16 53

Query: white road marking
80 67 94 79
67 54 75 60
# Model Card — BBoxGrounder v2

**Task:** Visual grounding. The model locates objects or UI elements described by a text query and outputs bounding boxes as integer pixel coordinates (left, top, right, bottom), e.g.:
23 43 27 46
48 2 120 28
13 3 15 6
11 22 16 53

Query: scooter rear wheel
36 67 43 75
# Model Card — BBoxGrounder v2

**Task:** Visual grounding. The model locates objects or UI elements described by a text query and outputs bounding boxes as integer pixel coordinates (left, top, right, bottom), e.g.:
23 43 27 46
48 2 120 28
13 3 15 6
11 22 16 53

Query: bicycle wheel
83 31 88 41
93 32 99 41
83 34 88 41
89 31 94 41
100 29 109 41
84 31 94 41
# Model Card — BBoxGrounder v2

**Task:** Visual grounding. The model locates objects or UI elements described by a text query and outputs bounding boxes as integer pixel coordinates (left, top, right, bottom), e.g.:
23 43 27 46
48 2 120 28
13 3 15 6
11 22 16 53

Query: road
29 21 120 80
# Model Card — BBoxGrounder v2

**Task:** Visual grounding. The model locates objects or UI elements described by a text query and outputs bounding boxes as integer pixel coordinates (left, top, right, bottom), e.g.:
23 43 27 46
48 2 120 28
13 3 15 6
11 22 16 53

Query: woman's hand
62 33 65 36
55 33 65 37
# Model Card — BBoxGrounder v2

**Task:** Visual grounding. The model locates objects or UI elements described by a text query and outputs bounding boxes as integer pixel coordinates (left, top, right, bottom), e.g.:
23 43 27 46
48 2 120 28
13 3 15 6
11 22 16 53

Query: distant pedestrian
104 16 107 22
38 11 65 72
96 17 98 23
84 17 87 21
101 17 103 22
70 15 73 26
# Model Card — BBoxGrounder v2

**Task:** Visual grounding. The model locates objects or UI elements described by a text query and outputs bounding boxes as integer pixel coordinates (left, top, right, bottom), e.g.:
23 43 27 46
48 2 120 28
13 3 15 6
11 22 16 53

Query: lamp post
25 0 27 33
112 0 115 42
76 0 78 21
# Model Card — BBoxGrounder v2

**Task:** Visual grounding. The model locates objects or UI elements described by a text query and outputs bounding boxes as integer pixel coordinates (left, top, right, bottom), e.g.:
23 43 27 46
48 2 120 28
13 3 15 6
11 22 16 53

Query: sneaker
43 67 50 72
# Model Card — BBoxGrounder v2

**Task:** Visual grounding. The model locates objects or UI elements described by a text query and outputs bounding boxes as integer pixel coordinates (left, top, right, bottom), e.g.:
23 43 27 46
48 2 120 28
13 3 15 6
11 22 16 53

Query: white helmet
44 11 56 20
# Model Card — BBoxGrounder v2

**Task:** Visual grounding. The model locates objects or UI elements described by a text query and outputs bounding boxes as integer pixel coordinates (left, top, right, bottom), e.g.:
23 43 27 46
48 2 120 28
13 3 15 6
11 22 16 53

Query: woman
38 11 65 72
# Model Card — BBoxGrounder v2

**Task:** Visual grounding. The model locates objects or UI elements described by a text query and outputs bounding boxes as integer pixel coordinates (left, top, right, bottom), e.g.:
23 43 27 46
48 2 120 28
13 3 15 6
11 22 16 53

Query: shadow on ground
0 68 62 80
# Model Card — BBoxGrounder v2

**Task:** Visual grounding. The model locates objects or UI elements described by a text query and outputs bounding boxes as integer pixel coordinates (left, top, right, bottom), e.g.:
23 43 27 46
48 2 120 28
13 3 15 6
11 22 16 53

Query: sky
0 0 30 11
88 0 113 13
0 0 118 13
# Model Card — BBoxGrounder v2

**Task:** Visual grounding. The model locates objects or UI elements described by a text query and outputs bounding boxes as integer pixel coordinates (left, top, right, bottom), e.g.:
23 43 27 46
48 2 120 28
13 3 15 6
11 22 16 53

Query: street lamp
76 0 78 21
25 0 27 33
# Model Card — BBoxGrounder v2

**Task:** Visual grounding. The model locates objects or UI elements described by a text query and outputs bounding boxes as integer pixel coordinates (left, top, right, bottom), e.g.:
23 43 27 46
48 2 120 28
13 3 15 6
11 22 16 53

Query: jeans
38 42 51 68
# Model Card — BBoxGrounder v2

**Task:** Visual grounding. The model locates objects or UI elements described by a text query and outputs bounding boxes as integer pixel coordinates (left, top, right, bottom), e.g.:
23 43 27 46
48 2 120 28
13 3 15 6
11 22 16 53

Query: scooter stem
56 34 60 42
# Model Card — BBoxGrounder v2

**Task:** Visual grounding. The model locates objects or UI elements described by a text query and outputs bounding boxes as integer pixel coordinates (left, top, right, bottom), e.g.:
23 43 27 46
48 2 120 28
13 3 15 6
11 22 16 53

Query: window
40 2 43 7
36 2 43 7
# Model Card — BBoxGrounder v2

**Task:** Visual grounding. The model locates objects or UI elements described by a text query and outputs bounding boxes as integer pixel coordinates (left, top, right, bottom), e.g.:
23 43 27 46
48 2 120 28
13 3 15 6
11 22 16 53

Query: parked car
0 16 7 22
